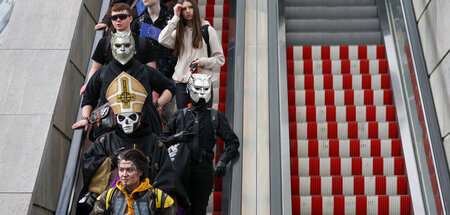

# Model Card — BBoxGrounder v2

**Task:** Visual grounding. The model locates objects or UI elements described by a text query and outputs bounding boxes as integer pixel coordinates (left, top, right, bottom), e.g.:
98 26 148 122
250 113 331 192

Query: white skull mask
117 112 139 134
187 74 212 103
111 31 135 65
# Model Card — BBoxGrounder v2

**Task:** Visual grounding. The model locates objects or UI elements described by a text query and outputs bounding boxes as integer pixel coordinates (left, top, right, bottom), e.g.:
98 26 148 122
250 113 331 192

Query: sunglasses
111 14 130 21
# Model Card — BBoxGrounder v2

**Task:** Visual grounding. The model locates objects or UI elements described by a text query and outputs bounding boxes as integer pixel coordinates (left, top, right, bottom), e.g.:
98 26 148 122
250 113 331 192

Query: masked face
117 112 139 134
111 32 135 65
187 74 212 103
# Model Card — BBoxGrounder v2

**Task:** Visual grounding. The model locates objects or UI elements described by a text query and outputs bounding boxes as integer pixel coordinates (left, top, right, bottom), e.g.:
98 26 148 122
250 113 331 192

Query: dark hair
174 0 203 56
118 149 150 181
112 3 133 16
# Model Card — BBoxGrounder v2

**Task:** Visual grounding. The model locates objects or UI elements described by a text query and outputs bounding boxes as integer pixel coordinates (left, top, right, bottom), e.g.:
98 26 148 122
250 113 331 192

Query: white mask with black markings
116 112 139 134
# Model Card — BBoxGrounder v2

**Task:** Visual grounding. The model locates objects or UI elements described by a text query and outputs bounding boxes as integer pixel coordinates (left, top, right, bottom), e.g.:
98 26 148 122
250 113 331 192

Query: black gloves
215 160 227 177
111 147 125 168
164 131 194 145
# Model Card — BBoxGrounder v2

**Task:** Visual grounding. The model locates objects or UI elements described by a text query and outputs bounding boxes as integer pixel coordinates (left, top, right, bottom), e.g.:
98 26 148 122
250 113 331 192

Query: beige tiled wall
0 0 102 214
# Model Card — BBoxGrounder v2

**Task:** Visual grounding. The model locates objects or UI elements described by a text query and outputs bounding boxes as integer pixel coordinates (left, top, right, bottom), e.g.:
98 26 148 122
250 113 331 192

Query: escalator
56 0 242 214
281 0 449 214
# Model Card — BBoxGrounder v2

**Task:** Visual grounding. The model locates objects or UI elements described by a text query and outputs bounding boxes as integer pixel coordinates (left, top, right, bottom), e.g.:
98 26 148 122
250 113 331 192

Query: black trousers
185 159 214 215
175 83 213 109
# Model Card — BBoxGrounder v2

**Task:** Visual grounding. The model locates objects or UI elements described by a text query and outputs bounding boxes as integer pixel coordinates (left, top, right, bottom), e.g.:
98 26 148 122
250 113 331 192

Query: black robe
82 59 175 135
82 126 187 203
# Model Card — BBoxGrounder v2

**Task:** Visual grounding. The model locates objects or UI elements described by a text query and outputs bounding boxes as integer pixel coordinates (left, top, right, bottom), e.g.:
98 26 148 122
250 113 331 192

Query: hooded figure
77 73 187 214
161 74 240 215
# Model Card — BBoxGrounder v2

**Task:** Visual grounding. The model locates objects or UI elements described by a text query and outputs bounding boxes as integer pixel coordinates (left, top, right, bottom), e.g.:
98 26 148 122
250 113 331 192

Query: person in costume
161 74 239 215
72 30 175 135
78 72 186 213
91 149 175 215
81 3 157 96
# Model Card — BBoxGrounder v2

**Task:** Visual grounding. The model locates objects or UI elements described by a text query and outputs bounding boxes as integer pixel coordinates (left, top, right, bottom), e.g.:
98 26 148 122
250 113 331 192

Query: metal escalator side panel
56 0 110 214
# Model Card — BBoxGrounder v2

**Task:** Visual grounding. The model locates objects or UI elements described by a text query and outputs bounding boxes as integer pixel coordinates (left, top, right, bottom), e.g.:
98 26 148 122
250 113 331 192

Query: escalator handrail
267 0 292 214
398 0 450 213
378 0 449 213
221 0 245 214
56 0 110 214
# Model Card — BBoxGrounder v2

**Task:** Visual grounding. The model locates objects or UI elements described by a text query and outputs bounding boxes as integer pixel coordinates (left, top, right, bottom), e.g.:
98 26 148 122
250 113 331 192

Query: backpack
201 25 211 57
104 187 168 214
175 108 221 156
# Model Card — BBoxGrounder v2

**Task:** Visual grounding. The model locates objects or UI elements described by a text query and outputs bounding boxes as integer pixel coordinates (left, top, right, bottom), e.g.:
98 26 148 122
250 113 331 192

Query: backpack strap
176 108 189 133
201 25 211 57
105 187 118 211
209 108 221 157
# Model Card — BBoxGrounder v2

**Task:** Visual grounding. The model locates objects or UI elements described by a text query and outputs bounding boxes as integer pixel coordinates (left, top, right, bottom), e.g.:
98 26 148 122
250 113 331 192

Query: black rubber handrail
221 0 244 214
56 0 110 214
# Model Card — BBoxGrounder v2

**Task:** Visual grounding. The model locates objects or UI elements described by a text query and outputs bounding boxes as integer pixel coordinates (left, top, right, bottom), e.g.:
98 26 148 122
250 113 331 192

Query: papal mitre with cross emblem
105 72 148 114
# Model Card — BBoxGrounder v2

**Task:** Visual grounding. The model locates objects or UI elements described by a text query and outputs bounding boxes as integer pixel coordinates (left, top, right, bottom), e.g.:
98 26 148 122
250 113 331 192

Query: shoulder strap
209 108 221 156
201 25 211 57
105 187 117 211
176 108 189 132
104 36 111 63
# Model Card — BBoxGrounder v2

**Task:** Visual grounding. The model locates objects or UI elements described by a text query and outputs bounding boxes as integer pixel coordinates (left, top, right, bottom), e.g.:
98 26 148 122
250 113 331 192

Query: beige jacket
158 15 225 83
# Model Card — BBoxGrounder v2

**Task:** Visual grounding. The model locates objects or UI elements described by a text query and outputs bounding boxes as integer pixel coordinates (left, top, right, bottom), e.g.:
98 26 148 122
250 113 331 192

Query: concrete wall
411 0 450 169
0 0 102 214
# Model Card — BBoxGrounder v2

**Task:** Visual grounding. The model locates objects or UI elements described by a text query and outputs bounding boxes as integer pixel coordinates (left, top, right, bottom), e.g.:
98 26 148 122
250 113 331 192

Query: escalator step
286 32 382 46
204 17 229 31
289 122 399 139
286 45 386 60
291 176 408 195
291 195 410 215
286 60 388 75
287 89 393 106
286 19 380 32
285 6 378 19
284 0 376 7
290 157 405 176
289 139 402 158
199 5 229 18
287 74 391 90
288 105 396 123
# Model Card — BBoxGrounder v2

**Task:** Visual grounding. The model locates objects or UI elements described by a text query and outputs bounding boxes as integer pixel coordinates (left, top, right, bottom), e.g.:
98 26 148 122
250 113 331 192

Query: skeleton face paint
187 74 212 103
111 31 135 65
117 112 139 134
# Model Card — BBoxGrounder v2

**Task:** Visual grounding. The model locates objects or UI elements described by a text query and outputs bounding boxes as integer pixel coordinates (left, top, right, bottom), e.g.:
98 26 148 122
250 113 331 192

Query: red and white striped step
290 139 402 158
288 89 393 106
290 157 405 176
286 45 386 60
287 74 391 90
287 60 389 75
291 176 408 195
291 195 410 215
289 105 397 122
289 122 399 139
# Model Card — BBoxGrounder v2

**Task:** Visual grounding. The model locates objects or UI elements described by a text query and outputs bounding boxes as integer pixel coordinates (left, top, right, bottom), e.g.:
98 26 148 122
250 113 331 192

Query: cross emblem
116 77 136 109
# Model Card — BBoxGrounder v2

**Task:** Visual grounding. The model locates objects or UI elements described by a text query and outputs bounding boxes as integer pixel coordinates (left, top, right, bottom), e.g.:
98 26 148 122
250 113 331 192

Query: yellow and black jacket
91 179 175 215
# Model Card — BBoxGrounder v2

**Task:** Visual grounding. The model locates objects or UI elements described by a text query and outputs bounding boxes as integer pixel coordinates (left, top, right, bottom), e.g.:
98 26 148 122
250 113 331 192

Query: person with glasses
80 3 156 96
